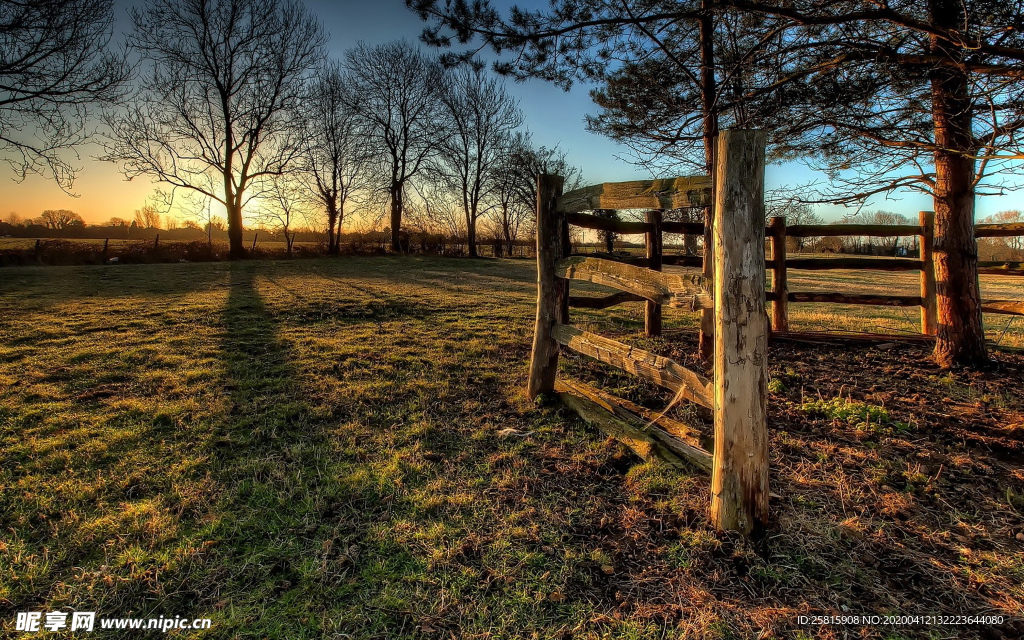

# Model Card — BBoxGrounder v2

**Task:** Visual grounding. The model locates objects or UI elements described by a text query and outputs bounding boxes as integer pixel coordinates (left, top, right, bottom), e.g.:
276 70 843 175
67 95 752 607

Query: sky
2 0 1023 226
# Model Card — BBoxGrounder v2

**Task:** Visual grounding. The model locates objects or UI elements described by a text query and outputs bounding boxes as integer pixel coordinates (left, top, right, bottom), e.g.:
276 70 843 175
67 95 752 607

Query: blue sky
2 0 1022 224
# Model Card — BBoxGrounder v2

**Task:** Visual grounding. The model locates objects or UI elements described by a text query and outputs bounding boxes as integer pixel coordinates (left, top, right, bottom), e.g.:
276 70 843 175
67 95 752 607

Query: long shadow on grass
208 264 424 638
207 264 326 635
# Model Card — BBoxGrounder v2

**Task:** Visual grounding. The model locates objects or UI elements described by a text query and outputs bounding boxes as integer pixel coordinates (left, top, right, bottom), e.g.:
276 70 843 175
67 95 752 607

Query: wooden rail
555 256 713 310
982 300 1024 315
976 222 1024 238
566 212 651 235
567 291 645 309
556 176 711 213
552 324 714 408
530 141 1022 538
555 379 712 472
784 257 924 271
786 223 922 237
531 133 770 537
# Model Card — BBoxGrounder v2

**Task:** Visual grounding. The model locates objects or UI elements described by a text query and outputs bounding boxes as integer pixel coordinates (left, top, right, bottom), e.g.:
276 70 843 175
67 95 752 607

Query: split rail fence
528 130 770 537
561 206 1024 338
527 129 1024 537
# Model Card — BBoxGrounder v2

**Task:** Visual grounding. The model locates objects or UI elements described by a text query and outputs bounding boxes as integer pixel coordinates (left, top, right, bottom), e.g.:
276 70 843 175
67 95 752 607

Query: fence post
645 210 663 336
769 216 789 333
711 130 769 537
919 210 937 336
527 174 566 400
251 232 258 252
34 239 41 264
102 238 109 264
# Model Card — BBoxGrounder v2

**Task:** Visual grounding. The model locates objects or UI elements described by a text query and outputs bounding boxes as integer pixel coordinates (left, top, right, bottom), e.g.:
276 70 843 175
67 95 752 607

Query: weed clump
801 396 913 434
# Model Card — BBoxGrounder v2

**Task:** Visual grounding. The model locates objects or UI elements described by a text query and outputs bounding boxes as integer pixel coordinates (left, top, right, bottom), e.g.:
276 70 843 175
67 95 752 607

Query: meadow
1 256 1022 639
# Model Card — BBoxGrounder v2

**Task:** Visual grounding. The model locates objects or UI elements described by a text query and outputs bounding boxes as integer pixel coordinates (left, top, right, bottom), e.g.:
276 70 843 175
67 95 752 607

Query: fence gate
527 130 770 537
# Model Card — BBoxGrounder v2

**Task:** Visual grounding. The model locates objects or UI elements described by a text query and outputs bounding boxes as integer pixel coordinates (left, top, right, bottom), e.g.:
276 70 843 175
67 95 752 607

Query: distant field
1 257 1022 639
0 237 319 250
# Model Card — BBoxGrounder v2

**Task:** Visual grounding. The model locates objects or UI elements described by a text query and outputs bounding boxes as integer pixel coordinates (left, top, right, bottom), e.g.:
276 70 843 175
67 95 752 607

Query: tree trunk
467 213 478 257
503 207 514 256
227 199 245 259
390 184 403 252
929 0 987 367
336 201 344 252
698 0 718 360
326 200 339 255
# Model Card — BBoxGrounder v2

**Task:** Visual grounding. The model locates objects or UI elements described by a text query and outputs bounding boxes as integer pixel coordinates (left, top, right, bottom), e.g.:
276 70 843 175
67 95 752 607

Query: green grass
1 256 1022 639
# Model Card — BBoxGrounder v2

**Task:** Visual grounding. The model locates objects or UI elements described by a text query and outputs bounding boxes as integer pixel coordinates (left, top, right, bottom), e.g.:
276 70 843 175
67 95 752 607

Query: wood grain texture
785 257 925 271
527 175 566 400
556 379 713 472
920 211 937 335
555 256 713 310
566 212 651 234
981 300 1024 315
769 216 788 332
710 129 769 538
556 176 712 213
551 324 714 408
645 210 663 337
567 291 646 309
556 385 689 469
975 222 1024 237
787 292 924 306
786 223 923 238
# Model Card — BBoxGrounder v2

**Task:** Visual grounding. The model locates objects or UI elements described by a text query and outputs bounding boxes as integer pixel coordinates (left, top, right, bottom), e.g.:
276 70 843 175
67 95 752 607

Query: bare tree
487 133 533 256
1 0 128 191
766 199 823 252
978 210 1023 261
103 0 326 259
410 0 1024 367
133 205 161 229
255 176 304 255
299 61 368 254
38 209 84 229
433 65 523 257
344 41 447 252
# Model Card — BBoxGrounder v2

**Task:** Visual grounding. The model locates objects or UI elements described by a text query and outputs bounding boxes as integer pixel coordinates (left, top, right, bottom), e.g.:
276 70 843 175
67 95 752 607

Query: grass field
1 257 1023 639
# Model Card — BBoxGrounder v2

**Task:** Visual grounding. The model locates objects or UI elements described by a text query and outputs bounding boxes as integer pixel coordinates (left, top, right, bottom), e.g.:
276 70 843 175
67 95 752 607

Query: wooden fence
528 130 769 537
527 129 1024 537
553 209 1024 337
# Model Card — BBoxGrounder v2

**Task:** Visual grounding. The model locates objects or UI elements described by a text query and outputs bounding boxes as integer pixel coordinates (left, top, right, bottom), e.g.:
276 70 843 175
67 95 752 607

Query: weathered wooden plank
769 216 788 332
551 323 714 408
556 176 712 213
569 252 648 267
558 378 713 455
556 385 689 470
566 212 651 234
920 211 937 336
711 129 769 537
662 221 706 235
527 175 566 400
660 254 704 268
982 300 1024 315
555 256 713 310
786 257 925 271
645 210 663 337
786 223 922 238
568 291 646 309
975 222 1024 237
787 292 924 306
978 266 1024 276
